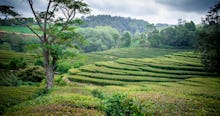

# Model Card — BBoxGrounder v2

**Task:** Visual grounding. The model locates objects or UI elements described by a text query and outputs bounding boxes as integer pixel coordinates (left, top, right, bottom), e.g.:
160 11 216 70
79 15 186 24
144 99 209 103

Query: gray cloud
0 0 48 17
84 0 158 16
155 0 219 13
1 0 218 24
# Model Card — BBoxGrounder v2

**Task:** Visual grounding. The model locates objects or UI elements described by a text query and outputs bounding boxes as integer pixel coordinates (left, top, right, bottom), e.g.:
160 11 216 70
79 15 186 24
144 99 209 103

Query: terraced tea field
2 50 220 115
0 50 36 65
66 52 214 86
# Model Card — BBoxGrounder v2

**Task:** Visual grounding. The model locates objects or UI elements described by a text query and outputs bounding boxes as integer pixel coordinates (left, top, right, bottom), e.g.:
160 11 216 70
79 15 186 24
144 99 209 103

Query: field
0 50 36 65
0 48 219 115
0 26 36 34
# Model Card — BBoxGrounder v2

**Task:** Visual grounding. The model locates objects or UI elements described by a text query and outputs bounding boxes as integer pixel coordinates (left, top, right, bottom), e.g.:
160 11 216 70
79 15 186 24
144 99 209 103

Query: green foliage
120 32 131 47
54 75 67 86
17 66 45 82
0 50 36 66
57 61 73 74
103 94 143 116
73 61 84 68
148 21 197 48
9 57 27 70
34 59 44 66
76 26 120 52
0 33 40 52
0 42 11 50
197 2 220 74
91 89 104 99
81 15 155 34
0 70 22 86
0 86 45 115
0 5 19 22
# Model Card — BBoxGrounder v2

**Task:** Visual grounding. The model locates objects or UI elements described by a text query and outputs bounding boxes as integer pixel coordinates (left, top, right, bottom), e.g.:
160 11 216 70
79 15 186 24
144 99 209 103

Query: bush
91 89 104 99
54 75 67 86
9 57 27 70
17 66 45 82
34 59 44 67
73 62 84 68
103 94 143 116
57 62 72 74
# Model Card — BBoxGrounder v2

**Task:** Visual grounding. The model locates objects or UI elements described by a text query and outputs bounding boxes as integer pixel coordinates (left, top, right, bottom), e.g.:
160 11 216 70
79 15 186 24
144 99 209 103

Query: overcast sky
0 0 219 24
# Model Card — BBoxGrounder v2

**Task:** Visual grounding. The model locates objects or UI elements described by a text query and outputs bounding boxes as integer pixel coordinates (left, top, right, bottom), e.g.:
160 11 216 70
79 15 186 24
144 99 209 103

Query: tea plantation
1 48 220 115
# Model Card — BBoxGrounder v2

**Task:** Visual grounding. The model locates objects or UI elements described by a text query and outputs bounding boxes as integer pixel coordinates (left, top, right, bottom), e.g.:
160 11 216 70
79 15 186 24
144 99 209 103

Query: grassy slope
68 47 189 65
0 26 37 34
0 86 45 115
0 50 36 65
1 47 219 115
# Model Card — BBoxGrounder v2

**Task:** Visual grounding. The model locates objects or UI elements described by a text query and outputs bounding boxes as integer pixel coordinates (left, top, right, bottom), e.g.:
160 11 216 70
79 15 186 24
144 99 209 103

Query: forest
0 0 220 115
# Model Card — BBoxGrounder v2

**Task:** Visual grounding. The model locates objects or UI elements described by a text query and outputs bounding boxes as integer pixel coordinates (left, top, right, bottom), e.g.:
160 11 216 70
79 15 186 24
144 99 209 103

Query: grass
0 26 39 34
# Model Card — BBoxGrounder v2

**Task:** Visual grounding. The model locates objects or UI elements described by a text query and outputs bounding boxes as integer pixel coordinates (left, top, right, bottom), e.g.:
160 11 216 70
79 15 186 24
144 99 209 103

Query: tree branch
27 0 43 31
43 0 52 42
26 24 42 41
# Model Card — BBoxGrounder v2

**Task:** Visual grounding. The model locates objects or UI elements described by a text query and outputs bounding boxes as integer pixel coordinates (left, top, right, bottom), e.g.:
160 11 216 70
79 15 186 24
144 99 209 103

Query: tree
17 0 90 89
0 5 20 25
197 2 220 73
120 32 131 47
0 5 19 19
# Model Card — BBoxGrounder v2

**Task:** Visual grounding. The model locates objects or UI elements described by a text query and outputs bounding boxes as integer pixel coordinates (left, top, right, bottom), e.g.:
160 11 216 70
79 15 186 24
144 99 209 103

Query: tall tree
197 2 220 73
0 5 19 19
20 0 90 89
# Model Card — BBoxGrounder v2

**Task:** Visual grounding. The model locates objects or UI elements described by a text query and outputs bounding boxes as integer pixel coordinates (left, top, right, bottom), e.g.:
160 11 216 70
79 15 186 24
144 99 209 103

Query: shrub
9 57 27 70
34 59 44 67
91 89 104 99
54 75 67 86
103 94 143 116
17 66 45 82
57 62 72 74
73 62 84 68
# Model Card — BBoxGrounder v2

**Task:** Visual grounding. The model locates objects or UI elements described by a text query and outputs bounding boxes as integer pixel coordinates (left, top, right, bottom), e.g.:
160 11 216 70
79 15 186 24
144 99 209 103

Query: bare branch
26 24 42 41
27 0 43 31
43 0 52 42
59 6 68 19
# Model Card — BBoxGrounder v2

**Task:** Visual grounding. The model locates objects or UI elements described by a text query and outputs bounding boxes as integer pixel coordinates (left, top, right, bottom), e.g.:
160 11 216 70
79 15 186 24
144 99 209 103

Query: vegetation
148 21 197 48
0 1 220 115
197 2 220 74
17 0 91 89
76 26 120 52
0 86 46 115
81 15 169 34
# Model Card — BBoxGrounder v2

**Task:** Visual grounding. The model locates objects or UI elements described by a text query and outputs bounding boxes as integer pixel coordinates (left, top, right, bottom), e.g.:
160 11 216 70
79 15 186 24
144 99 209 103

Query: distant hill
81 15 170 34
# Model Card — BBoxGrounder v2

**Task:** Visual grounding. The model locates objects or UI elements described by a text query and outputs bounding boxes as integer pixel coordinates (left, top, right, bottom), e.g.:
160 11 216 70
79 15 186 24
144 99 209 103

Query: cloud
0 0 48 17
84 0 159 16
155 0 219 13
0 0 217 24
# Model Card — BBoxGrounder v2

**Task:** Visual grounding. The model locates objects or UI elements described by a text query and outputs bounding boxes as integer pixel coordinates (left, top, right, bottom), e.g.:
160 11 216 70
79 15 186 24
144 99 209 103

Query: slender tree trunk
43 49 54 89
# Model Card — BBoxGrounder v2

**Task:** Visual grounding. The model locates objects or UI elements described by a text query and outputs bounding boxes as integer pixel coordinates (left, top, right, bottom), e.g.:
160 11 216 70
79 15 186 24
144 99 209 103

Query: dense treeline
148 21 197 48
197 2 220 74
76 26 120 52
81 15 167 34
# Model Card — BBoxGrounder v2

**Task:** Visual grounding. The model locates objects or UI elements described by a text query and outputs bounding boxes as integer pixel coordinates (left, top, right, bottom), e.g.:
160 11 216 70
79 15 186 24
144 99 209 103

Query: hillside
81 15 170 34
3 49 219 115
